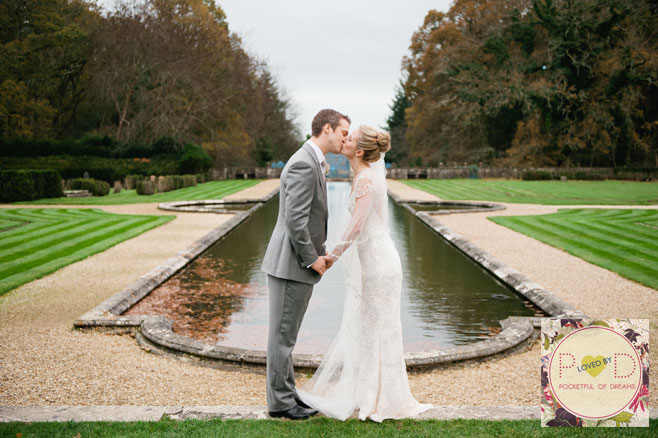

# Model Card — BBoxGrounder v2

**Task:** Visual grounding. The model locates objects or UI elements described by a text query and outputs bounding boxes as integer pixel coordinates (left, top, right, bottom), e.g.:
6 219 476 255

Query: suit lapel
319 166 328 235
302 142 321 167
302 142 328 214
322 171 328 235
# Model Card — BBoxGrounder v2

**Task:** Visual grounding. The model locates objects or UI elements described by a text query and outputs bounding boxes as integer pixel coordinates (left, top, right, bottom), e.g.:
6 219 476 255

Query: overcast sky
99 0 453 135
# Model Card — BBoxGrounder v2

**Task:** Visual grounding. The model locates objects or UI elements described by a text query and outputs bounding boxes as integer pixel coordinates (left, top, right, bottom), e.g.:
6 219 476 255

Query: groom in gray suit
261 108 350 420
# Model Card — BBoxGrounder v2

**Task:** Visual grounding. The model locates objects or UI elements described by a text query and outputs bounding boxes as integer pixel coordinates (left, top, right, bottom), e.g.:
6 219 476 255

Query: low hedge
69 178 110 196
123 174 141 190
0 169 63 202
136 180 156 195
521 170 554 180
151 174 198 195
0 156 180 183
59 168 120 184
521 170 608 181
612 167 658 181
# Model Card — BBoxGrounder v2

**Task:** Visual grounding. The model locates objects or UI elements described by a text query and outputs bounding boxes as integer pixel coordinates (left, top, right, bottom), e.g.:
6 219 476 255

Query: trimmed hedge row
0 156 180 183
0 147 212 184
0 136 184 158
68 178 110 196
522 170 608 181
136 174 198 195
0 170 63 202
521 168 658 181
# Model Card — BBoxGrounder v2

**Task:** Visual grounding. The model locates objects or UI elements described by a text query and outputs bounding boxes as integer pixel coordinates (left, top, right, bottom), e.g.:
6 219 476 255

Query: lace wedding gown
297 153 432 422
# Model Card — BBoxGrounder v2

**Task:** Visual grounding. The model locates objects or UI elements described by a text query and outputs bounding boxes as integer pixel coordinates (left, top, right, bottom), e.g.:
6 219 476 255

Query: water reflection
127 182 536 354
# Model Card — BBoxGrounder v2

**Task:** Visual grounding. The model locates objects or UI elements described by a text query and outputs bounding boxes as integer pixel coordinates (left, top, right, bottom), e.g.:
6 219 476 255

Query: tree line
387 0 658 168
0 0 300 167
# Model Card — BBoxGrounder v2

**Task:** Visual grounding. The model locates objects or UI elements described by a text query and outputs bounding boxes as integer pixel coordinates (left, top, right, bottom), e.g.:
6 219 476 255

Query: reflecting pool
127 182 538 354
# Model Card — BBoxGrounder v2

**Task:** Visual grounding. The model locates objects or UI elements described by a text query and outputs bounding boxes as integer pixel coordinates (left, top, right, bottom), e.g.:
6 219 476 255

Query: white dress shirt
307 139 325 169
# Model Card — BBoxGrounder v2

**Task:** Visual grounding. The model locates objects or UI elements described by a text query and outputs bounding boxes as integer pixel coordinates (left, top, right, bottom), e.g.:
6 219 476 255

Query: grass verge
17 180 261 205
404 179 658 205
0 208 174 295
0 417 656 437
490 209 658 290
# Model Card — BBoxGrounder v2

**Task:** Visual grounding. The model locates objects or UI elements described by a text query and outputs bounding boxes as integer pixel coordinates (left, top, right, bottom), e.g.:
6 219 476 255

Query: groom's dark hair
311 109 351 137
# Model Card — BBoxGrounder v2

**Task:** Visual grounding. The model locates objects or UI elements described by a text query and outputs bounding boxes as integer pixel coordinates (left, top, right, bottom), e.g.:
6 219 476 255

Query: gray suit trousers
266 274 314 411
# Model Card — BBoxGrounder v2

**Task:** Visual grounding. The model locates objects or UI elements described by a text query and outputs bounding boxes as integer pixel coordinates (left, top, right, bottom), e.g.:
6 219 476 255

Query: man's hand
322 254 336 270
310 256 327 275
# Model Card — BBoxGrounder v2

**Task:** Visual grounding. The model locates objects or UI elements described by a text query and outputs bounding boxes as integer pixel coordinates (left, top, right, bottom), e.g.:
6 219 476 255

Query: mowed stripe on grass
404 179 658 205
0 208 174 295
490 209 658 290
19 180 261 205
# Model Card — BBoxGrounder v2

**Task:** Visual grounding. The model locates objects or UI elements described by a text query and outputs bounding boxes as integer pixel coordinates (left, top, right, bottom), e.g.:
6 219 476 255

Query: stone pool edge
74 190 277 322
74 185 585 370
389 190 588 321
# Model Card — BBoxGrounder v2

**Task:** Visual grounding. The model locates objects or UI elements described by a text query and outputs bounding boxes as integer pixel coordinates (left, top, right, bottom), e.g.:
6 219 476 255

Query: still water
128 182 536 354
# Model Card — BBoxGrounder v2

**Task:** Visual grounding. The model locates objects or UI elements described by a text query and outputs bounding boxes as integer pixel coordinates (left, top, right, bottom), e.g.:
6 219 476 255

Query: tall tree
395 0 658 167
384 82 410 165
0 0 98 139
82 0 299 166
0 0 300 167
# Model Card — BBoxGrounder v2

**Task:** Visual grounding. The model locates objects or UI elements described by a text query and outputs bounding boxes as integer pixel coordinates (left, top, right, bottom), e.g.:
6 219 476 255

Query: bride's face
342 128 361 160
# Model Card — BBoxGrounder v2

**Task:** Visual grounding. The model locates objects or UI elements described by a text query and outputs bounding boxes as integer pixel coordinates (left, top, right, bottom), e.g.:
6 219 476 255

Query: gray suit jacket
261 141 328 284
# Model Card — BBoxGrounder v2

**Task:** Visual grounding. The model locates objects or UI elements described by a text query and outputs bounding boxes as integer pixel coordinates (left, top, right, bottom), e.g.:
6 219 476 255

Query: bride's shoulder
354 168 375 185
356 166 375 180
353 169 376 198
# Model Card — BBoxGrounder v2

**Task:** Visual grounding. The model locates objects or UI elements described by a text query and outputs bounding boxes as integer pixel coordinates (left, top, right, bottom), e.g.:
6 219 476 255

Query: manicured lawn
490 209 658 290
0 208 173 295
404 179 658 205
0 418 655 437
17 180 261 205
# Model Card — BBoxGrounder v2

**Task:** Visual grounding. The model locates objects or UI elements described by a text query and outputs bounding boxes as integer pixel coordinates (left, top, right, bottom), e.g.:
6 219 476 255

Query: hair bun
376 130 391 153
357 124 391 162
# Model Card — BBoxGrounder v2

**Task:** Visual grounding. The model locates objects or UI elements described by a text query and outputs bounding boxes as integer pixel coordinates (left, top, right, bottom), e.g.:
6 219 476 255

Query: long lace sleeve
329 175 376 260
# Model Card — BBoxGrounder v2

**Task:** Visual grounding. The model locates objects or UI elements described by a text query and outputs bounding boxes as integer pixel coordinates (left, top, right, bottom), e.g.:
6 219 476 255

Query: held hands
310 256 328 275
310 254 337 275
323 254 336 270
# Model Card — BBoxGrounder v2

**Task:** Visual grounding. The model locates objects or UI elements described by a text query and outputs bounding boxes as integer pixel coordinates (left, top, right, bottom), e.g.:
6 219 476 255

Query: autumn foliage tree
0 0 300 167
396 0 658 167
0 0 97 140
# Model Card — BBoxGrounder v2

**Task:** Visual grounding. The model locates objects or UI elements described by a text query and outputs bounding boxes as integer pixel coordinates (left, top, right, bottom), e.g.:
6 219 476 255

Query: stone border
158 190 278 214
74 190 278 326
388 190 588 320
74 209 255 323
75 184 584 370
130 313 535 369
3 405 655 422
401 199 506 215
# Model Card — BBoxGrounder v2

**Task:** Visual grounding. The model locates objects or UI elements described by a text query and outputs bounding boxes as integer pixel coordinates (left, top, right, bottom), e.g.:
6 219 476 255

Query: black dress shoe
295 395 316 411
268 405 316 420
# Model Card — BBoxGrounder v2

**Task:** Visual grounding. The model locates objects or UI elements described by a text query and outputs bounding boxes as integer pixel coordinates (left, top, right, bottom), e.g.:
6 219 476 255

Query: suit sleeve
283 160 319 268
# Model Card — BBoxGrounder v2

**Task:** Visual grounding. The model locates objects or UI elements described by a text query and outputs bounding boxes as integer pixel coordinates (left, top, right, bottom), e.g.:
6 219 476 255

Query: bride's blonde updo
358 125 391 162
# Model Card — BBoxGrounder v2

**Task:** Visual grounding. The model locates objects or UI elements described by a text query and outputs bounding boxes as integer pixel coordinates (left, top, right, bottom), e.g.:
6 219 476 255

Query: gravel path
390 180 658 408
223 179 280 200
1 179 656 409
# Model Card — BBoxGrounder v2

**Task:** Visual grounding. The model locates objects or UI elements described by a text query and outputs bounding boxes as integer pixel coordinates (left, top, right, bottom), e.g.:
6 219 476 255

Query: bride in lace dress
297 125 432 422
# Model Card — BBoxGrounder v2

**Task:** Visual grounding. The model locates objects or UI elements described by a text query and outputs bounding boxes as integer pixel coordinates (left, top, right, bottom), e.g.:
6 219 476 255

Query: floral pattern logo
541 319 649 427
